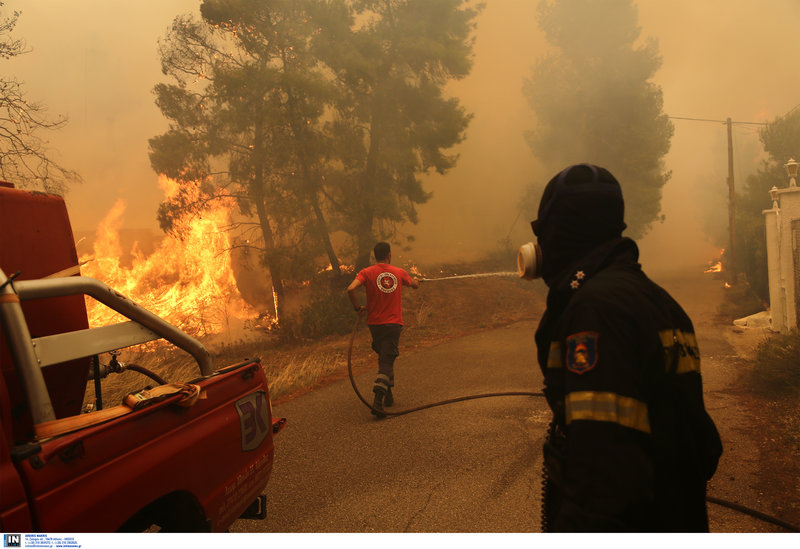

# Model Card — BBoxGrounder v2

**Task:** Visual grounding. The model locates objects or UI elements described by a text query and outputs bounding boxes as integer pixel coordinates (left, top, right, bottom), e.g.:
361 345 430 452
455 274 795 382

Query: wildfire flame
703 248 725 274
79 175 260 337
315 263 355 277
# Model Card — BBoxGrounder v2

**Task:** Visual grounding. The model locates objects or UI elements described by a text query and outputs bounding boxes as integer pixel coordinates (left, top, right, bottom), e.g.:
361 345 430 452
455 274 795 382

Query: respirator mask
516 164 624 282
517 241 543 280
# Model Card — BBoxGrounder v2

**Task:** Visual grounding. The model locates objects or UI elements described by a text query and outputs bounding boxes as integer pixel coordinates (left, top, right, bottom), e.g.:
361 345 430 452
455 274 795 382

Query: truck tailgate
16 360 276 532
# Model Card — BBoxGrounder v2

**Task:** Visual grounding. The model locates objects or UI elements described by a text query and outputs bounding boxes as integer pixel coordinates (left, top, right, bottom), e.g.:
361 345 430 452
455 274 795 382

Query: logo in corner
4 535 21 548
566 331 599 374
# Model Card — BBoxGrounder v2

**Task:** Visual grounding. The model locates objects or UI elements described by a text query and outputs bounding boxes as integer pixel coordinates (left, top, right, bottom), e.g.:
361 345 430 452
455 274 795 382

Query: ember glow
406 263 422 277
79 175 260 337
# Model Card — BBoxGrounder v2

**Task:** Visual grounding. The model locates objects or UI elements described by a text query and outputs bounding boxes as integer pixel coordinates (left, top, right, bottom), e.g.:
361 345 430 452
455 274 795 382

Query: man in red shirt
347 242 420 417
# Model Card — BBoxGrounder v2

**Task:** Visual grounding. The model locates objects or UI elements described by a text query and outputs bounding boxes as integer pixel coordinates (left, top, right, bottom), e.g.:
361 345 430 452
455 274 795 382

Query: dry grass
748 330 800 446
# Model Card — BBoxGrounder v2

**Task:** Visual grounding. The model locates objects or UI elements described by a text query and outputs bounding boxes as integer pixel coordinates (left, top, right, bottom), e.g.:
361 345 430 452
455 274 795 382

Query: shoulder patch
566 331 599 375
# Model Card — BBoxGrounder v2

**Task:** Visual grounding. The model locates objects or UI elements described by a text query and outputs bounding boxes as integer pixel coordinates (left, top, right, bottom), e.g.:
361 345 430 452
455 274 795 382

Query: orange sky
7 0 800 273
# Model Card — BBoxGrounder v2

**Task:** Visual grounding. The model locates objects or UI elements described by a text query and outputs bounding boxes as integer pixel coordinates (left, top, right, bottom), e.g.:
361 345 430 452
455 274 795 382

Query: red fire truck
0 183 284 532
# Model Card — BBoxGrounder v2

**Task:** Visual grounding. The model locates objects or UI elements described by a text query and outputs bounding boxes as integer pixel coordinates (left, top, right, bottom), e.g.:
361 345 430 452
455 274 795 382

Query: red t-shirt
356 263 413 325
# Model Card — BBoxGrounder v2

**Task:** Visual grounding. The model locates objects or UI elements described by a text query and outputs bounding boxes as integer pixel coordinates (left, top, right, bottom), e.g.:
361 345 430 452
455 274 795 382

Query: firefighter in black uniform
528 164 723 532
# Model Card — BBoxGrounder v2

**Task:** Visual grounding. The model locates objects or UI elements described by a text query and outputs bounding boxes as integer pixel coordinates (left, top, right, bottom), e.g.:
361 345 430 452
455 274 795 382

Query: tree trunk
309 190 342 274
281 61 343 276
355 96 384 270
254 197 286 323
355 201 375 271
252 117 286 324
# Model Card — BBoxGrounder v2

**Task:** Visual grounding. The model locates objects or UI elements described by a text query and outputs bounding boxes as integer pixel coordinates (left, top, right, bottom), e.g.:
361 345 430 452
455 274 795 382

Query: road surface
233 321 548 532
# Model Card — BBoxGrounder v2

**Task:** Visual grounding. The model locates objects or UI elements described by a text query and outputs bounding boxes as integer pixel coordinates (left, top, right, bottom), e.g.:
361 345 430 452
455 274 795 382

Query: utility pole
669 115 768 279
726 117 736 277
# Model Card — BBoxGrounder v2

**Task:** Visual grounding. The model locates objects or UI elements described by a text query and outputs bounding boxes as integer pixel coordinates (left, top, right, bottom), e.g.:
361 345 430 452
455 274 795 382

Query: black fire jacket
535 237 722 532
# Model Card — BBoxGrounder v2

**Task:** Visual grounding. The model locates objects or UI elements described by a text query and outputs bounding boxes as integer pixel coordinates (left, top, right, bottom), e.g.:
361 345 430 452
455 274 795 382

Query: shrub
748 331 800 398
297 277 355 339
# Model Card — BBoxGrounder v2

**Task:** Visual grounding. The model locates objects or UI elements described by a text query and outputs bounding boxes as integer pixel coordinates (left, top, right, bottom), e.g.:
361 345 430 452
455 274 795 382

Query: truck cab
0 183 284 532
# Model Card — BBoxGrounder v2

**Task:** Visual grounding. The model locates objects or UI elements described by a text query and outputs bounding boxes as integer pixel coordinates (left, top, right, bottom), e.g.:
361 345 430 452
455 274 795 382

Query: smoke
409 0 800 277
5 0 800 278
5 0 200 231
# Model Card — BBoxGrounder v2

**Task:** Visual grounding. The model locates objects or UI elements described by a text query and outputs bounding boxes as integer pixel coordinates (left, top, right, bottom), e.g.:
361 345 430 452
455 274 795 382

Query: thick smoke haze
7 0 800 275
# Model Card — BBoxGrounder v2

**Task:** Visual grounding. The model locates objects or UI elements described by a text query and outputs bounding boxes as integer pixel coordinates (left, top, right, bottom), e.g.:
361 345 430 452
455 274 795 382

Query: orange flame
316 263 355 275
703 248 725 274
79 175 260 337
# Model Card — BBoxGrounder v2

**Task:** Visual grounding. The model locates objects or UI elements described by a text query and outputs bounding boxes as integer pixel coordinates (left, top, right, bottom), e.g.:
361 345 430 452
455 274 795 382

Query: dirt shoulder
714 325 800 532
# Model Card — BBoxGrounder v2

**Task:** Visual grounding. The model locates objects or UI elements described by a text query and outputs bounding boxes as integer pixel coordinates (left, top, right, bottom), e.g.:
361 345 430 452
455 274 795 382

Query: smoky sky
7 0 800 274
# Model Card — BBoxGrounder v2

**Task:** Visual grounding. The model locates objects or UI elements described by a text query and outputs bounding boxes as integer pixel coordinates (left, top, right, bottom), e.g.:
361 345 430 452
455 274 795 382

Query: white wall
764 179 800 333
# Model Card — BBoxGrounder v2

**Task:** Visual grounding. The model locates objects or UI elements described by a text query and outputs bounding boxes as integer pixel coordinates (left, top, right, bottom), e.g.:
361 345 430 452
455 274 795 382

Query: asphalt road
231 320 548 533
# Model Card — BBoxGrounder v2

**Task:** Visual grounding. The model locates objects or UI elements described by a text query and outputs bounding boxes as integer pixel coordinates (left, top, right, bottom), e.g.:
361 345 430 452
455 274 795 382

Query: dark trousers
368 323 402 393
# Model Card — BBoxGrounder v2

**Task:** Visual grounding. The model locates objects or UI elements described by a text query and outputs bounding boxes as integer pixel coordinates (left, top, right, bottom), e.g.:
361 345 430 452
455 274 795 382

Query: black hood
531 164 626 286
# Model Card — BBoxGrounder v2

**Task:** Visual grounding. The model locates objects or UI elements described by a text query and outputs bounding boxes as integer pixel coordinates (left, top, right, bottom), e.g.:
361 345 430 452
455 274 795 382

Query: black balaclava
531 164 626 286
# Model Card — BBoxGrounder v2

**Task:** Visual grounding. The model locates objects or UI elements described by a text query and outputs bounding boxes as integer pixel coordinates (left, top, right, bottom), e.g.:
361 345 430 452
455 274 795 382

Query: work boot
384 387 394 407
371 388 386 418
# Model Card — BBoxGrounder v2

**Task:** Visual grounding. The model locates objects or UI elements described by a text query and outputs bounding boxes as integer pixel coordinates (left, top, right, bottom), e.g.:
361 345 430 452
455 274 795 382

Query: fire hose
346 311 800 532
346 310 544 417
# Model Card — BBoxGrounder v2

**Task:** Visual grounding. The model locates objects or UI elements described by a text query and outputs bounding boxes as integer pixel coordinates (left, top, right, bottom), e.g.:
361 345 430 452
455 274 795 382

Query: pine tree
523 0 672 238
319 0 480 268
149 0 343 323
736 108 800 301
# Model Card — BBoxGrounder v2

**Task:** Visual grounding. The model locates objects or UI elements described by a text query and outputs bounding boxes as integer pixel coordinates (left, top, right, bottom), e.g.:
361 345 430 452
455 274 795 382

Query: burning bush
80 175 261 338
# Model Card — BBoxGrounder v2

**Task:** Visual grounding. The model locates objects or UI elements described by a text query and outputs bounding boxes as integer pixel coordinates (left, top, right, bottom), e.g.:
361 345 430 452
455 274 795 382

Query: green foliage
522 0 672 239
149 0 480 324
150 0 346 321
319 0 480 267
734 108 800 302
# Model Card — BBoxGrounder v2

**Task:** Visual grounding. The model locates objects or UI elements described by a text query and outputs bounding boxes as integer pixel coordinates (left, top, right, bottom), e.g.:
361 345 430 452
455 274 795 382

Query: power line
668 115 767 126
669 116 727 124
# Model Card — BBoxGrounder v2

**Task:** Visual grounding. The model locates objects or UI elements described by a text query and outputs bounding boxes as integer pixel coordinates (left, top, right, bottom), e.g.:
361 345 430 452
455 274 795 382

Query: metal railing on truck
0 268 213 426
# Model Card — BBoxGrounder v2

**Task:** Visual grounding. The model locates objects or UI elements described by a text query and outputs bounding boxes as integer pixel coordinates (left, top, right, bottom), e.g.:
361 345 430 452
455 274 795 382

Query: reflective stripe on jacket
535 237 722 532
